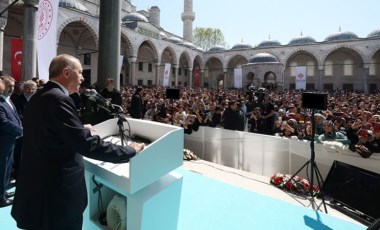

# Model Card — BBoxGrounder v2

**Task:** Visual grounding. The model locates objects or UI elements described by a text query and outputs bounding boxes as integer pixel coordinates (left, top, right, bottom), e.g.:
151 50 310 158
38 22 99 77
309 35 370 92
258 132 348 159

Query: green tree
193 27 227 51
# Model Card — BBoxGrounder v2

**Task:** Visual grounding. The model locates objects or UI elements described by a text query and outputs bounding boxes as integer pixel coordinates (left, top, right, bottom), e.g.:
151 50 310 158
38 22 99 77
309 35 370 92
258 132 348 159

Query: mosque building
1 0 380 92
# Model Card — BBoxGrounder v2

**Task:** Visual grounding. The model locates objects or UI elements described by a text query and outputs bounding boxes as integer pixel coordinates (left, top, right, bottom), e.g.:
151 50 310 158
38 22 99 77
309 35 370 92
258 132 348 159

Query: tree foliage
193 27 227 51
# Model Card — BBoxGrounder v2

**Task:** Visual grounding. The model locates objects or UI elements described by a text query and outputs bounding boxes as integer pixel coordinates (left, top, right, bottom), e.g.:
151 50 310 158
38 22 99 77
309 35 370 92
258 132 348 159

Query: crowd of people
111 85 379 158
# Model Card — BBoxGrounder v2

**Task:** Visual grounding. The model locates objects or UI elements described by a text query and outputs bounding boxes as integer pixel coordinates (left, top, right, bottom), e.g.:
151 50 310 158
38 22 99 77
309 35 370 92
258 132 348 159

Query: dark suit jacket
11 81 136 229
0 97 22 196
13 94 28 122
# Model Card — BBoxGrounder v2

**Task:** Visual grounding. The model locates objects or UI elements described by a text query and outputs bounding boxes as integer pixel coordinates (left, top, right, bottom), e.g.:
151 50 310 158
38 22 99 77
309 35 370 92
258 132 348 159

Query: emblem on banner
37 0 54 40
297 73 304 80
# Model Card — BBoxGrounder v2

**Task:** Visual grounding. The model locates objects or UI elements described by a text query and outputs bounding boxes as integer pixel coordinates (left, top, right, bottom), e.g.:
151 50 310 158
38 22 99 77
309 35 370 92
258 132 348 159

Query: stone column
129 57 137 86
223 69 227 89
188 68 193 88
363 67 369 93
22 0 39 81
318 67 324 91
155 62 160 86
174 66 179 87
0 17 6 74
200 70 205 88
98 0 121 89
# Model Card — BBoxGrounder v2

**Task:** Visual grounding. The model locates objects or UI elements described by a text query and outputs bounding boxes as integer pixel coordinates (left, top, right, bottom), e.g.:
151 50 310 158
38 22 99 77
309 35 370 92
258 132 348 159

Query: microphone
84 89 111 107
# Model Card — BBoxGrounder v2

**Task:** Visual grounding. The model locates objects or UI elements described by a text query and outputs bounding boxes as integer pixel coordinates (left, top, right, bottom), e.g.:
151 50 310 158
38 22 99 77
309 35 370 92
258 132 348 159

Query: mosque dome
324 30 359 42
257 37 281 48
249 53 279 63
230 43 252 50
167 36 183 45
59 0 90 14
121 12 149 23
207 45 227 52
288 35 316 45
367 29 380 38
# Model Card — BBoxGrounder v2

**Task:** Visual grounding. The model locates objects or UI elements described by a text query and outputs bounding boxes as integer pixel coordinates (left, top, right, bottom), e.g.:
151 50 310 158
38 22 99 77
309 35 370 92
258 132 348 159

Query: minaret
181 0 195 42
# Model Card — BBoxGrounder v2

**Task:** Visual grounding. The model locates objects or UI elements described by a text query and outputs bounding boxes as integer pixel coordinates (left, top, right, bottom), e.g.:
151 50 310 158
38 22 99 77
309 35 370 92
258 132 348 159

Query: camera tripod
283 109 328 213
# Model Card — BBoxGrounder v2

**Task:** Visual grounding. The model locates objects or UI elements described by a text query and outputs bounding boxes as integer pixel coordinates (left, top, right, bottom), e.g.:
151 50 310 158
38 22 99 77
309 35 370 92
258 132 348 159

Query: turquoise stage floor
0 169 365 230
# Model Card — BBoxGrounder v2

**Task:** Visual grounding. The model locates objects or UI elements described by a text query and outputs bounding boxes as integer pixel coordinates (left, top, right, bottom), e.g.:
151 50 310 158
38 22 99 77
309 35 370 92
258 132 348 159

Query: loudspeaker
301 92 328 110
166 88 180 100
322 161 380 225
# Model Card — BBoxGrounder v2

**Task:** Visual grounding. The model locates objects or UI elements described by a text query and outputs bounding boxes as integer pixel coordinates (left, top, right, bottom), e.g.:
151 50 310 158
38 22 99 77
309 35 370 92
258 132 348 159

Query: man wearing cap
317 120 350 145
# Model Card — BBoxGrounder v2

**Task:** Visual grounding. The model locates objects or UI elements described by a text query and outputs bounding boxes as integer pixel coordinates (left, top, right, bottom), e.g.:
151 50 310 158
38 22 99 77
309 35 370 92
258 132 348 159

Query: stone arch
57 16 98 49
321 45 365 64
120 31 134 56
284 49 319 66
161 46 178 65
136 39 159 62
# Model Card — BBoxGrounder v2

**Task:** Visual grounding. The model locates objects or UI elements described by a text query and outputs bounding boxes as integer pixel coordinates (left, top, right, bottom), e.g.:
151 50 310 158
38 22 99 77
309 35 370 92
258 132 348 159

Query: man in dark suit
130 86 144 119
11 54 144 230
12 80 38 181
0 76 23 208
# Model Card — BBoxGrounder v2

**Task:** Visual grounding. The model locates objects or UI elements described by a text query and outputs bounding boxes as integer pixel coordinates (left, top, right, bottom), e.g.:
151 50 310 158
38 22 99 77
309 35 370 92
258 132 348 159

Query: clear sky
132 0 380 48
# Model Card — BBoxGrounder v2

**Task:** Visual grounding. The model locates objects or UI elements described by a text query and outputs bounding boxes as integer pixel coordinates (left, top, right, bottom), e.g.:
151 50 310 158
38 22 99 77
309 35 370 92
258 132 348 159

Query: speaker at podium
83 118 184 230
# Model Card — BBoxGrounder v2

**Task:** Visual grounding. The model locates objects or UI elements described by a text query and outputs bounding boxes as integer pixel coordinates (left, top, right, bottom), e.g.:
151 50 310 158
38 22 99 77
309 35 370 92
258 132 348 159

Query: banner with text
295 66 307 90
37 0 59 80
234 68 243 88
163 63 171 86
11 38 23 81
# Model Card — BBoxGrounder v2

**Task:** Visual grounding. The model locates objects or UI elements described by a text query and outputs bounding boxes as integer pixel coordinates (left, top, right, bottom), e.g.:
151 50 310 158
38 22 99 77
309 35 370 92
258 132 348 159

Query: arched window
344 59 353 76
307 61 314 76
324 60 333 76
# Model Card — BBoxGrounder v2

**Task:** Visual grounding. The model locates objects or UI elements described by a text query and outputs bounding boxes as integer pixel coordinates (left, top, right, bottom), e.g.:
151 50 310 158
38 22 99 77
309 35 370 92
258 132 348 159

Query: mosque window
290 62 297 77
138 80 143 86
307 61 314 76
172 67 175 74
324 60 333 76
148 63 153 72
184 69 188 76
178 81 182 85
184 82 188 87
178 68 182 75
343 84 353 91
369 83 377 91
148 80 152 86
306 84 315 90
344 59 353 76
139 62 143 71
172 81 175 86
369 59 376 75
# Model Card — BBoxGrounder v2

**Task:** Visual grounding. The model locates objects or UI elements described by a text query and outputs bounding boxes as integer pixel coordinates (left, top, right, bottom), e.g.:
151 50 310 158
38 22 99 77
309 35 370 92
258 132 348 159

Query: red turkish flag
11 38 23 81
194 67 200 87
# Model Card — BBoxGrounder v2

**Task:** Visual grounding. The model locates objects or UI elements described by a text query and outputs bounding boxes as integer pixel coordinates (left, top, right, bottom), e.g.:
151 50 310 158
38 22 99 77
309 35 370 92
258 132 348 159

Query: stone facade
0 0 379 91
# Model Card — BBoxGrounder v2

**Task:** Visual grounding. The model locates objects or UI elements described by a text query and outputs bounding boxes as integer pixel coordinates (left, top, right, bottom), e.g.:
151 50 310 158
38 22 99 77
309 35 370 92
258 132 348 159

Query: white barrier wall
184 126 380 179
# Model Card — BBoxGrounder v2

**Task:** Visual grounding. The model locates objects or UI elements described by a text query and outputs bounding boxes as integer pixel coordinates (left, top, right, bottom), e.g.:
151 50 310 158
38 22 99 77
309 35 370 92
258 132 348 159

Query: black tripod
284 109 328 213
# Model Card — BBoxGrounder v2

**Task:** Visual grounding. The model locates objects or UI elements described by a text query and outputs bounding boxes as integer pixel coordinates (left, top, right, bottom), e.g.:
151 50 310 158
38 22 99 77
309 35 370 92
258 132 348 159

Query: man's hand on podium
129 142 145 153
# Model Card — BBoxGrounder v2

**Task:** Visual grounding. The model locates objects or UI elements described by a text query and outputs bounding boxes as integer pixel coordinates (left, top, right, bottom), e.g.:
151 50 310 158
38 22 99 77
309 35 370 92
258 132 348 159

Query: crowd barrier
184 126 380 179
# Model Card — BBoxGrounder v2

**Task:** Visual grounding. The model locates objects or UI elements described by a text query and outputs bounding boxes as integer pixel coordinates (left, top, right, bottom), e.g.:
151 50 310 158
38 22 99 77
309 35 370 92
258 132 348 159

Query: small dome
257 38 281 48
367 29 380 38
59 0 90 13
167 36 183 45
249 53 279 63
207 45 226 52
121 12 149 23
324 30 359 42
230 43 252 50
183 42 196 49
160 31 167 39
288 35 316 45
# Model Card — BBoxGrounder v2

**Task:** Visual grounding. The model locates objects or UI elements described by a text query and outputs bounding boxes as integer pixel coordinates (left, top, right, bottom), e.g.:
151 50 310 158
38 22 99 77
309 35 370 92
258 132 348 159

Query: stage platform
0 160 365 230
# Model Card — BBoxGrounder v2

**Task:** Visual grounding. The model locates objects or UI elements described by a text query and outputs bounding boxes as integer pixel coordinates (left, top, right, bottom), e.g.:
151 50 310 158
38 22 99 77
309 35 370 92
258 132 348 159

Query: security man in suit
0 76 23 207
11 54 144 229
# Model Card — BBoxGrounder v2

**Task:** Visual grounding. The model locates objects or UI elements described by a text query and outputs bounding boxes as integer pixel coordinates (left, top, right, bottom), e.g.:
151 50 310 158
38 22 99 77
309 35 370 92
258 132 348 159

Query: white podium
83 118 184 230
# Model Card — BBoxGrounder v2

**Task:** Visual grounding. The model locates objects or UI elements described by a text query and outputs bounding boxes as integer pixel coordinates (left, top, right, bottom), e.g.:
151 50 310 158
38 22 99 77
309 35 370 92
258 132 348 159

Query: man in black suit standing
130 86 144 119
0 76 23 208
11 54 144 230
